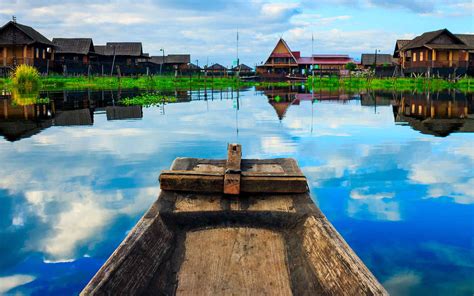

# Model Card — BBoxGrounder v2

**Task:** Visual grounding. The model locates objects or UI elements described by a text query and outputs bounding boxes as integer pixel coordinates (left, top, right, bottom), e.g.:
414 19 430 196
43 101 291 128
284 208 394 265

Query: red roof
296 57 313 64
292 51 301 58
312 54 351 58
297 56 353 65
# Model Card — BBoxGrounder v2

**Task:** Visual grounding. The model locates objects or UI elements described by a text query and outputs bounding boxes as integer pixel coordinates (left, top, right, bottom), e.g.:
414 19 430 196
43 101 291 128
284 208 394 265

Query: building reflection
0 89 145 141
393 91 473 137
259 85 472 138
0 88 250 142
259 85 359 120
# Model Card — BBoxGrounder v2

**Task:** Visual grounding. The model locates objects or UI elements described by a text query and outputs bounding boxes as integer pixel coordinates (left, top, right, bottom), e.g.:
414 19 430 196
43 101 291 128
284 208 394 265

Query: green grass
30 75 253 91
306 76 474 92
0 75 472 92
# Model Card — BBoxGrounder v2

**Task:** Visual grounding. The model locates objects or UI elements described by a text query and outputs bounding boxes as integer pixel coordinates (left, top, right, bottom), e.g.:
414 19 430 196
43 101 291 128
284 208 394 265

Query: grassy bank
0 75 253 91
0 75 472 92
306 76 474 92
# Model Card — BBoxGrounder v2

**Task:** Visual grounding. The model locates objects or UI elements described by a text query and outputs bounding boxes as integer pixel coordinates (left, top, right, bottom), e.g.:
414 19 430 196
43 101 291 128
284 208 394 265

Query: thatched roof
456 34 474 48
232 64 253 71
361 54 393 66
94 45 106 55
187 62 201 70
53 38 94 55
402 29 469 51
207 63 227 70
393 39 411 57
0 21 53 46
95 42 144 56
149 54 190 65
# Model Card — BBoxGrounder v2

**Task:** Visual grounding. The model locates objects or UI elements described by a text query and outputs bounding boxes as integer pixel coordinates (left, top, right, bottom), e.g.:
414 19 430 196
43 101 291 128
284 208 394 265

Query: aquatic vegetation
10 64 41 89
38 75 253 91
121 92 177 107
10 88 50 106
306 76 473 92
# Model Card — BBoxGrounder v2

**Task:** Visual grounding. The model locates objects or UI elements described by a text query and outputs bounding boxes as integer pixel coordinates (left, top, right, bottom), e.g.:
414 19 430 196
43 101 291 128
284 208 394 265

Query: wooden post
23 45 27 64
3 99 7 119
2 47 6 66
224 143 242 195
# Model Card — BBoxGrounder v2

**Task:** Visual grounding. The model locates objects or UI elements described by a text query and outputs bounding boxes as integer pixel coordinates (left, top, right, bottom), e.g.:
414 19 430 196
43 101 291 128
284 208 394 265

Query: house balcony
403 60 470 69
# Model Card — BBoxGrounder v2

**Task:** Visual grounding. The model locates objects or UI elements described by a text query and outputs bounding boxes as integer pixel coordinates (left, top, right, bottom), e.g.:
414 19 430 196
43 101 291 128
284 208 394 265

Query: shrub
345 62 357 71
11 64 41 89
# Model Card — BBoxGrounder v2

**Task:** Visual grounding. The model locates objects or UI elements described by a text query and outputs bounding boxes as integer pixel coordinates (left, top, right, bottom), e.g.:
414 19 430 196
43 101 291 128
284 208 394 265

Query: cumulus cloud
0 0 469 65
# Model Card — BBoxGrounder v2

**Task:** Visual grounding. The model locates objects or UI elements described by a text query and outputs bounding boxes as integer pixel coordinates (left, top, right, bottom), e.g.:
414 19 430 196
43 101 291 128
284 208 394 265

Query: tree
345 62 357 71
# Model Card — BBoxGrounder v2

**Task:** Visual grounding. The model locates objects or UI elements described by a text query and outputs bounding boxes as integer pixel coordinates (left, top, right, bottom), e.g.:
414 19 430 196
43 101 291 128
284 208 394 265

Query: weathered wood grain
176 227 292 296
82 154 388 296
80 201 173 296
296 215 388 295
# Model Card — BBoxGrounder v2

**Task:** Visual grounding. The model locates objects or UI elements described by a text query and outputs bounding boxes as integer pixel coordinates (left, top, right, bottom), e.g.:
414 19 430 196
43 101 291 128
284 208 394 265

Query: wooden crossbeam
158 144 308 194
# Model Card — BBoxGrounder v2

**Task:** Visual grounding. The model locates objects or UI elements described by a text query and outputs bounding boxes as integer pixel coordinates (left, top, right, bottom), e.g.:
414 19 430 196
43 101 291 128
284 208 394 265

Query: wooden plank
160 174 223 193
80 201 174 296
224 143 242 195
160 174 307 194
241 176 308 193
176 228 292 295
295 215 388 295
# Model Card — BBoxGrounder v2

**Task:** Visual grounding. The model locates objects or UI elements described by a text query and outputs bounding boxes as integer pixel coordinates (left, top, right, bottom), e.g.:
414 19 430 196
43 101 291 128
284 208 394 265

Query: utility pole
110 45 116 76
160 48 165 75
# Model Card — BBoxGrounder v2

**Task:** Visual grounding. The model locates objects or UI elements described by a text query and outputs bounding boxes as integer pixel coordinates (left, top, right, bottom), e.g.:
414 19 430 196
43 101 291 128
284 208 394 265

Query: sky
0 0 473 67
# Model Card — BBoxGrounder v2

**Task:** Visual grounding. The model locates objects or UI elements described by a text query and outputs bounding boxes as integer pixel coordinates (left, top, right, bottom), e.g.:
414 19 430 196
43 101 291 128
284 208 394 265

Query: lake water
0 86 473 295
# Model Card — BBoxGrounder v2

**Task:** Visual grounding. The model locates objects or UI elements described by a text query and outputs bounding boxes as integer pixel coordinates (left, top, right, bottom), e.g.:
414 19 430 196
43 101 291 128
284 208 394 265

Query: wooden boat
81 144 387 295
285 74 308 81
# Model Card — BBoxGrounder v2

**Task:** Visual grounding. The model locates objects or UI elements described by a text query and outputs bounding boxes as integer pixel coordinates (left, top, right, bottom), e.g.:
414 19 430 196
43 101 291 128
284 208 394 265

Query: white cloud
348 187 400 221
0 274 35 294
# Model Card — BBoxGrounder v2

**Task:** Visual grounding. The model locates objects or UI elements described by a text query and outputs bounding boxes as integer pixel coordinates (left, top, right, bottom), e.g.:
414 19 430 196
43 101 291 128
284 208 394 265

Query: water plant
121 92 177 107
10 64 41 89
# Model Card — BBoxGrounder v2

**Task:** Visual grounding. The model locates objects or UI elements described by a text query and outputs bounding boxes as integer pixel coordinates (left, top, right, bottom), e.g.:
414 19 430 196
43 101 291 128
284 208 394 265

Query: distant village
0 19 473 78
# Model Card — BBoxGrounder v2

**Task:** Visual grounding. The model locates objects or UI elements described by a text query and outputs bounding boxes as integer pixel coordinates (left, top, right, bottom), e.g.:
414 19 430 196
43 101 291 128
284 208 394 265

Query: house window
420 52 424 61
42 49 45 59
413 52 417 62
35 48 39 59
73 56 79 61
127 58 132 65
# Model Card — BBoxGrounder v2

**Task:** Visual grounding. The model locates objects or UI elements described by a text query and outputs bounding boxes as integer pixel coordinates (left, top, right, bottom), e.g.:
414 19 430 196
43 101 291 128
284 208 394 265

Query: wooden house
257 38 299 76
52 38 97 64
360 53 394 68
393 40 410 62
206 63 228 75
94 42 147 75
257 38 354 78
0 21 54 72
456 34 474 68
232 64 254 74
394 29 473 74
142 54 191 74
187 62 202 74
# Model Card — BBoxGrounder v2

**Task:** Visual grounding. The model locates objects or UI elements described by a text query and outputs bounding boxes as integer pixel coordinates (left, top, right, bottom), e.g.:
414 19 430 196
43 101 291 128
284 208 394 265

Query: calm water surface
0 86 473 295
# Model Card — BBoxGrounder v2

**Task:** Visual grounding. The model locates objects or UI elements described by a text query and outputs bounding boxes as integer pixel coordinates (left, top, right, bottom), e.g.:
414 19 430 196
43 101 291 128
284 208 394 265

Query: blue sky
0 0 472 66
